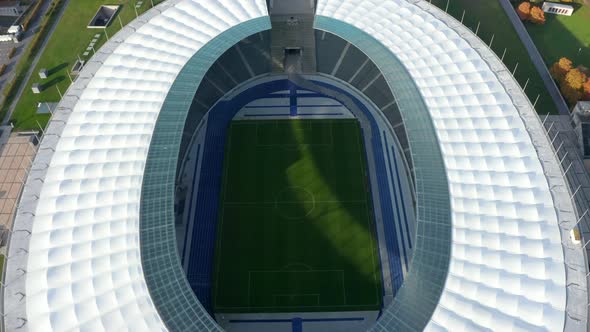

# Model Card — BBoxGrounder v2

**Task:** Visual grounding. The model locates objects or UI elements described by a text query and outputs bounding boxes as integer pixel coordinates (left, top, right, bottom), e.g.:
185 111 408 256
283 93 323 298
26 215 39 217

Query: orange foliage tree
550 57 573 83
562 85 583 104
583 78 590 101
517 2 531 20
565 69 587 90
561 69 587 104
529 6 546 24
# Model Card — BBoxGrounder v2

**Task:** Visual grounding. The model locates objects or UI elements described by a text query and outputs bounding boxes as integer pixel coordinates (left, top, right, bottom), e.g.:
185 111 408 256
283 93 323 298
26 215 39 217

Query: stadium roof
4 0 586 331
4 1 269 330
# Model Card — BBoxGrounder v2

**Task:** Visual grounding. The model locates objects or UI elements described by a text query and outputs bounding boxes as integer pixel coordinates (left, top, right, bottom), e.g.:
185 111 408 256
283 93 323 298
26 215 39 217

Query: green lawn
526 0 590 70
212 119 382 313
0 254 4 279
9 0 164 130
429 0 558 115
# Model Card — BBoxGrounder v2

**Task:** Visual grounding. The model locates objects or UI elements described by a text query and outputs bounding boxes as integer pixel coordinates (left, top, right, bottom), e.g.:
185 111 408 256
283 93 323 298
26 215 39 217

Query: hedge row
1 0 64 109
22 0 44 31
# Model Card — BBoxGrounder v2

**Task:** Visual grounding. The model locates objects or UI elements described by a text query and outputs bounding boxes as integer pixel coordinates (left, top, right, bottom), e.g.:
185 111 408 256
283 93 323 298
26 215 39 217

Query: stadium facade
3 0 588 331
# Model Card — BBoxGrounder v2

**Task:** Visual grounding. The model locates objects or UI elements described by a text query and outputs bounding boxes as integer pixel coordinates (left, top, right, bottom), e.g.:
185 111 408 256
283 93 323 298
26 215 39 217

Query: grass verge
4 0 165 130
526 0 590 69
429 0 559 115
0 0 65 126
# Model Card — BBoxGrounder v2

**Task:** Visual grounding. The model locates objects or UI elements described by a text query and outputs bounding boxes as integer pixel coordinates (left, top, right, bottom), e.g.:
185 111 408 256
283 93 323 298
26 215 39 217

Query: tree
550 57 573 83
561 69 587 104
529 6 546 24
517 2 531 20
583 78 590 101
562 84 583 104
565 69 587 90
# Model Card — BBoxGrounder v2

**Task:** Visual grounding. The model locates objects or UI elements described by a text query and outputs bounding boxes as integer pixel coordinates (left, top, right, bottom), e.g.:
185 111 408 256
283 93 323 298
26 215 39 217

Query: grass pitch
212 119 382 313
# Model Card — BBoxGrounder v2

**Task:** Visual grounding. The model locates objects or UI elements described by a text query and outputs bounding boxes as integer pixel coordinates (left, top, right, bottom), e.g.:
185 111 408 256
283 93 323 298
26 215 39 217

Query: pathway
498 0 570 115
2 0 71 126
0 0 55 108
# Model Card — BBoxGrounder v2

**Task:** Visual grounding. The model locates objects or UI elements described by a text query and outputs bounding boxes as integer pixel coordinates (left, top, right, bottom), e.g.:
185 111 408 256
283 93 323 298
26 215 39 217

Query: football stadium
2 0 589 331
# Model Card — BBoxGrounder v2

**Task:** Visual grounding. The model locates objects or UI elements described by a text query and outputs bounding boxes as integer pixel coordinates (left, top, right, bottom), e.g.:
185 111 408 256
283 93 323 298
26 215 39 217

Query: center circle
275 186 315 220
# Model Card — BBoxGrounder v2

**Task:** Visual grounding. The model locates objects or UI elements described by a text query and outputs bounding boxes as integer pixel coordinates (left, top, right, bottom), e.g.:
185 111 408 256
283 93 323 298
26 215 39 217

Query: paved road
498 0 570 115
0 0 56 109
0 42 21 89
1 0 71 126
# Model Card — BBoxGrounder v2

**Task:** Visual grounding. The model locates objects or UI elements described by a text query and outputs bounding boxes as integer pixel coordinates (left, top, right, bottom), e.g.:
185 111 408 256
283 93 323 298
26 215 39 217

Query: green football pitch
212 119 383 313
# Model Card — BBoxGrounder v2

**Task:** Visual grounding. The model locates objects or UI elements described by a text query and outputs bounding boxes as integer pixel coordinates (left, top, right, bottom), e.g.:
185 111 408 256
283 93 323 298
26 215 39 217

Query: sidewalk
2 0 70 126
0 131 36 231
0 0 55 107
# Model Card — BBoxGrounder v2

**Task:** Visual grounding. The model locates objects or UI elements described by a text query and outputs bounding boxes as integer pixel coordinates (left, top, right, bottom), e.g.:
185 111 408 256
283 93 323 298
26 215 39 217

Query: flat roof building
542 2 574 16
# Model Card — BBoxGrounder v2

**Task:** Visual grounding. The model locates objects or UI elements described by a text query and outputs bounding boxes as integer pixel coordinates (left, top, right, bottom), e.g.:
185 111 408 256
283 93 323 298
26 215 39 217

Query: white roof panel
12 1 268 331
6 0 580 331
316 0 566 331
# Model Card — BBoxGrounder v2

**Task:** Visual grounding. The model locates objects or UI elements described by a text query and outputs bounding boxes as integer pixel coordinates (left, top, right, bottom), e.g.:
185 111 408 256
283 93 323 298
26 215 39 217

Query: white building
542 2 574 16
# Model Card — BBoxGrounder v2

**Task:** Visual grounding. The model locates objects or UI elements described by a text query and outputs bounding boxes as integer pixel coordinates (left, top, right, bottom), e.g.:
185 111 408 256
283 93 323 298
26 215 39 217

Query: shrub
561 69 587 104
551 58 590 105
529 6 546 24
3 76 16 96
517 2 531 20
562 84 582 104
22 0 44 31
0 64 7 76
0 0 64 111
550 57 573 83
565 68 587 90
583 78 590 101
7 47 15 59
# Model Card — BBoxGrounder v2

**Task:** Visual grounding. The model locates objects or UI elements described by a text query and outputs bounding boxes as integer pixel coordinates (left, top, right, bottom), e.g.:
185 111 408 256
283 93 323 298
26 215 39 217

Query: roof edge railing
1 1 180 331
414 0 588 329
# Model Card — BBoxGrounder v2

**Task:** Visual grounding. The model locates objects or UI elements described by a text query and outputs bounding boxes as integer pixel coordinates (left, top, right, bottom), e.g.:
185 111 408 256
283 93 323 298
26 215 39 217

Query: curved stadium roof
315 0 569 330
4 0 585 331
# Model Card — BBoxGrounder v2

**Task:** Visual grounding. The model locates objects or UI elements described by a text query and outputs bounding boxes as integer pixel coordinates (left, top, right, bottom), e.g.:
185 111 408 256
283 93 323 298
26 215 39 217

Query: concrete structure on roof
2 0 588 331
87 5 120 28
